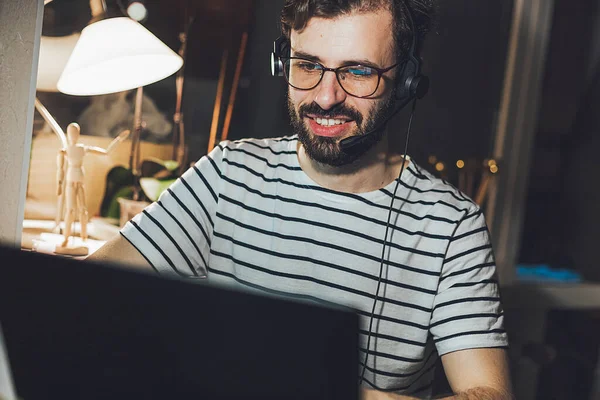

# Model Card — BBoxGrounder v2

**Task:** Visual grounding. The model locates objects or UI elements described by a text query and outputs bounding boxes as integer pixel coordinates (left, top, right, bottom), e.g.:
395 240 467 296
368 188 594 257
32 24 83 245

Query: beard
287 93 396 167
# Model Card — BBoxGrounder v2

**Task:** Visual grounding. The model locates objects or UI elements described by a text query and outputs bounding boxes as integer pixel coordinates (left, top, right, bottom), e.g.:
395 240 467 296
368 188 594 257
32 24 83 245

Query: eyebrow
291 49 382 69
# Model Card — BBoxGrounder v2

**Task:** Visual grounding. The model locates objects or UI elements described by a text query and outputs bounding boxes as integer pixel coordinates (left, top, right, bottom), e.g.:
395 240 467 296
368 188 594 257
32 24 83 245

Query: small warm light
57 17 183 96
435 162 445 172
428 155 437 164
456 160 465 169
490 165 499 174
488 159 497 167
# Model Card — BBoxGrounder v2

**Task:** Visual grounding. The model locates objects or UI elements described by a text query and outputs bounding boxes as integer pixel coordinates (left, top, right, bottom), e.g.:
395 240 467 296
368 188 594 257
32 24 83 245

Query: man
89 1 513 398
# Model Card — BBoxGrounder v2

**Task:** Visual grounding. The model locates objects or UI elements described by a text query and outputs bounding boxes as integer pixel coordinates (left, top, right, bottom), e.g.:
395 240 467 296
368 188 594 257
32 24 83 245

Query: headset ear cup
396 74 429 101
271 52 284 77
271 36 290 77
412 75 429 99
394 57 429 101
395 62 413 101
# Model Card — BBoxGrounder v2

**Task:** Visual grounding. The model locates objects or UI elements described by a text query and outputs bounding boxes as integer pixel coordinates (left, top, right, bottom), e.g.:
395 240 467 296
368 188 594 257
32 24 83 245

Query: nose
313 70 347 111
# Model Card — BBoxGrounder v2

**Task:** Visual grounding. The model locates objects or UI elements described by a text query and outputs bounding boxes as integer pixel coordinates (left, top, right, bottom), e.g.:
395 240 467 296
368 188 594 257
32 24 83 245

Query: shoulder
210 136 301 177
216 135 298 159
403 160 481 224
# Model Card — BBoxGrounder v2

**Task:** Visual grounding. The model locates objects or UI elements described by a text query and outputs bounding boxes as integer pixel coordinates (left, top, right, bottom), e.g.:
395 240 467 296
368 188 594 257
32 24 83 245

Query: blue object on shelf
516 264 583 283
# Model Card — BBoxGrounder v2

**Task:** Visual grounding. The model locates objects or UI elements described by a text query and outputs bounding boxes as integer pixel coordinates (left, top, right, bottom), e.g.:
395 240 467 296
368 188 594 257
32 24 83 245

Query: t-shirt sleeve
119 145 224 279
429 206 509 356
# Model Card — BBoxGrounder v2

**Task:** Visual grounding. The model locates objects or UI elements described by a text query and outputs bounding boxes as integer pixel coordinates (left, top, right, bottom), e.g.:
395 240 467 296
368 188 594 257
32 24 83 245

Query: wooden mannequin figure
54 122 130 256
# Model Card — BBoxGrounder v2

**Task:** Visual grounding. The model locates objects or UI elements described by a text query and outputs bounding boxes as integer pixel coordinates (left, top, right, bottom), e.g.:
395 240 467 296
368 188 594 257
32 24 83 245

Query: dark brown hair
280 0 436 59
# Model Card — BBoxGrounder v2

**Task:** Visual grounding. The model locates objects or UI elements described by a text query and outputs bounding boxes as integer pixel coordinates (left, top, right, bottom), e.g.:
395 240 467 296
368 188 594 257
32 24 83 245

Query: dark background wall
518 0 600 282
387 0 513 170
39 0 514 169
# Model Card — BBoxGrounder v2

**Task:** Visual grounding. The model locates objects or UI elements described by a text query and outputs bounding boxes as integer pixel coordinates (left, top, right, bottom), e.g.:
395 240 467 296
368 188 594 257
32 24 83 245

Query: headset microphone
339 96 412 154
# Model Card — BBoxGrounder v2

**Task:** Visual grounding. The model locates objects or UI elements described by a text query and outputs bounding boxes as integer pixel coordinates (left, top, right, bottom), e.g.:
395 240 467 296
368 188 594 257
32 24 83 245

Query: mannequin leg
76 183 89 241
61 183 76 248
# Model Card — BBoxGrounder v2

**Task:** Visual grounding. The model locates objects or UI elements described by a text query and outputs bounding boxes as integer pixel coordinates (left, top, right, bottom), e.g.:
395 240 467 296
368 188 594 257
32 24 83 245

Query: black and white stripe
122 135 508 397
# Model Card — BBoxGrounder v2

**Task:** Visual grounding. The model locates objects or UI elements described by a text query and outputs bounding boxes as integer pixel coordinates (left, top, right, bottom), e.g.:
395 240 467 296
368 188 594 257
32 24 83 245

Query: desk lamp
57 0 183 199
31 0 182 254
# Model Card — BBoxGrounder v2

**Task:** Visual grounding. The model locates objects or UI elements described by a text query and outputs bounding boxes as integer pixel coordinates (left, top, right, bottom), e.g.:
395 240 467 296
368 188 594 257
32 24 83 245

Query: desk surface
501 281 600 310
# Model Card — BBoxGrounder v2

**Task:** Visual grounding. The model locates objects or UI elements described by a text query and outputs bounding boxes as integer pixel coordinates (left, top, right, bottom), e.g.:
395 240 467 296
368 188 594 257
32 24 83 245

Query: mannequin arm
86 129 131 155
54 149 67 230
56 149 66 196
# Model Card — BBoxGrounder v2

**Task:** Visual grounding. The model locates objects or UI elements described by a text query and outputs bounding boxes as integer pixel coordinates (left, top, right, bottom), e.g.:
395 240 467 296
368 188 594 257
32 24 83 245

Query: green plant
100 158 180 219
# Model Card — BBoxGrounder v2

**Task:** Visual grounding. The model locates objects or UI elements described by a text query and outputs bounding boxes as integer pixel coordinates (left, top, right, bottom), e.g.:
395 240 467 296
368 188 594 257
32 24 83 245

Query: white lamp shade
57 17 183 96
37 33 81 92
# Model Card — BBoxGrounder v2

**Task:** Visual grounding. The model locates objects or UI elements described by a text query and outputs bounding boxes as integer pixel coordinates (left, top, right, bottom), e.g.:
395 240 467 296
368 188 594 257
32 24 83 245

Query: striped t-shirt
121 135 508 397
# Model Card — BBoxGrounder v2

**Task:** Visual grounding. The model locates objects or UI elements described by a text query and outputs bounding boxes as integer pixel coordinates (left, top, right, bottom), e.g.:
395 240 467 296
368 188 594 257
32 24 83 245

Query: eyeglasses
282 57 400 98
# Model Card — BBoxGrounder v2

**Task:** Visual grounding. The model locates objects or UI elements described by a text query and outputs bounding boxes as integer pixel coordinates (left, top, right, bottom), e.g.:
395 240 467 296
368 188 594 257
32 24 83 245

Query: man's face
287 10 398 166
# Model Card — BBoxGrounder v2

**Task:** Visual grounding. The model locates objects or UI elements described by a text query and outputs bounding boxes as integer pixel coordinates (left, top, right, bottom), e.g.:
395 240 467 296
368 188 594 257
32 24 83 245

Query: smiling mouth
303 115 356 138
305 115 354 126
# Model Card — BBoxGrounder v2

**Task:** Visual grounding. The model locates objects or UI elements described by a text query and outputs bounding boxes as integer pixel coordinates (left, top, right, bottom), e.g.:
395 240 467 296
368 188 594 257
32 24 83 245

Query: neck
297 134 407 193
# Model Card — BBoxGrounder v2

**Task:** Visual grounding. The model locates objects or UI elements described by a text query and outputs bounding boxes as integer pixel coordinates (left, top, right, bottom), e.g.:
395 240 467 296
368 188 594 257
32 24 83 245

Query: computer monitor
0 245 359 400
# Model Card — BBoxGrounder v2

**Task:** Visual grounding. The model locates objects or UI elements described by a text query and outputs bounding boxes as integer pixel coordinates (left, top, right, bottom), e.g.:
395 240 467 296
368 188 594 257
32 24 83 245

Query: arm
56 149 65 196
361 348 513 400
97 145 223 278
86 129 130 155
437 348 513 399
86 233 155 273
362 206 512 400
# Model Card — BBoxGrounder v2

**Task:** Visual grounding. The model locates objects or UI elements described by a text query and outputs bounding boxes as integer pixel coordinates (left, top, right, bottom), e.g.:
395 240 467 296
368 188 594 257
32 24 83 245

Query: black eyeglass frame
281 57 402 99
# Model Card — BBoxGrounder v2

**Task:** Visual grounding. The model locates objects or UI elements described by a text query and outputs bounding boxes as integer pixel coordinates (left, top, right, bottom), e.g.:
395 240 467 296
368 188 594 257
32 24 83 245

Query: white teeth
315 118 346 126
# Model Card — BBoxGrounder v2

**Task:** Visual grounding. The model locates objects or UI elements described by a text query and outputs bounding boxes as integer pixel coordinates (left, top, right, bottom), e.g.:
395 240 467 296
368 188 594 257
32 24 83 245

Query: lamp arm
34 97 68 149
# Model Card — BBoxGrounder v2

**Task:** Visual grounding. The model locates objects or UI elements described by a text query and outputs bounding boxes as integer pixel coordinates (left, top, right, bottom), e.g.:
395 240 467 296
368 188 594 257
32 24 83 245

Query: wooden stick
130 87 144 201
221 32 248 142
172 14 195 166
458 169 466 193
466 160 475 198
207 50 229 153
475 173 492 206
89 0 106 18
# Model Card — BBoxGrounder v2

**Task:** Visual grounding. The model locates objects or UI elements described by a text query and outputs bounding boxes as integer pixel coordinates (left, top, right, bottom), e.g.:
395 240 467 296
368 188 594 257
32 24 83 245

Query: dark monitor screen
0 246 358 400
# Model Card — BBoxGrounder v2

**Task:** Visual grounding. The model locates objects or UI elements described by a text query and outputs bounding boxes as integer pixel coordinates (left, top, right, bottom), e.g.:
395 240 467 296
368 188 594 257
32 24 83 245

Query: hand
116 129 131 141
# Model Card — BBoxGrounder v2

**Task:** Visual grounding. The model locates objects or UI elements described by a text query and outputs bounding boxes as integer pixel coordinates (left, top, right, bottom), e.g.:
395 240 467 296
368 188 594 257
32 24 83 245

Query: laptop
0 245 358 400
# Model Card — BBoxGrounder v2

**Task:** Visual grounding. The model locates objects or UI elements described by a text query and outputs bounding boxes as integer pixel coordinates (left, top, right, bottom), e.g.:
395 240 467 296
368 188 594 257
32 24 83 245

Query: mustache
298 103 363 124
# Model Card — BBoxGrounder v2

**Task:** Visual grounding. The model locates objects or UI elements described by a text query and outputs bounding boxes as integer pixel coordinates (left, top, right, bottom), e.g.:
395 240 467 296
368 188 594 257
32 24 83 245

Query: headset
271 0 429 385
